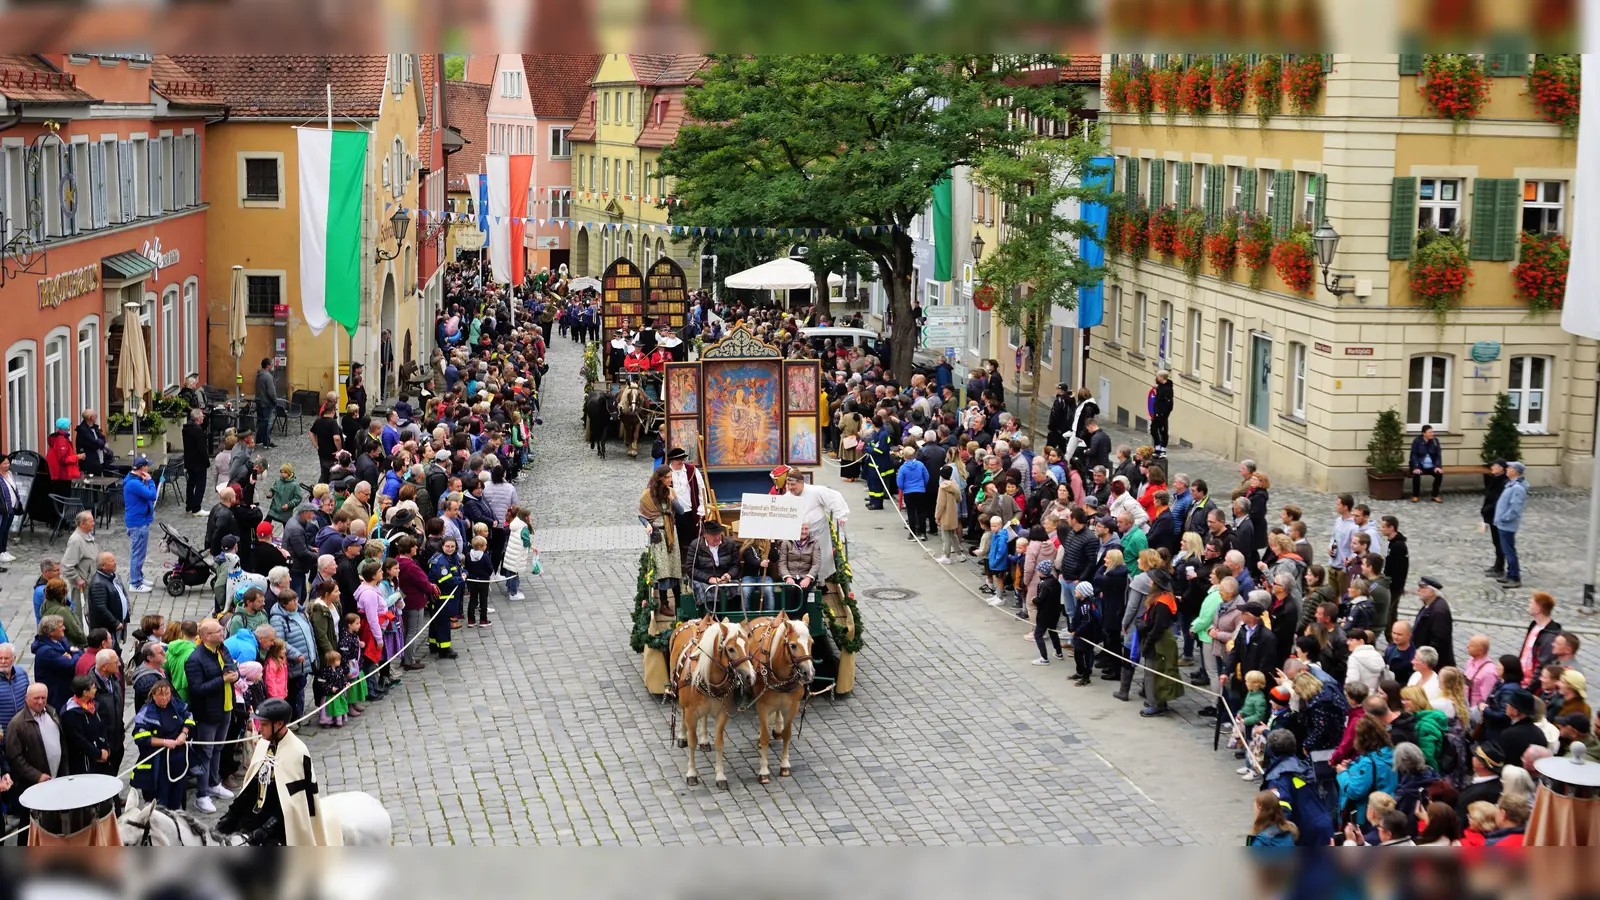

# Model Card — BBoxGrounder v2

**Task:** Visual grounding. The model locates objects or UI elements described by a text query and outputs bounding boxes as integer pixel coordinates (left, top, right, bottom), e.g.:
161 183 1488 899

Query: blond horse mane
691 621 740 691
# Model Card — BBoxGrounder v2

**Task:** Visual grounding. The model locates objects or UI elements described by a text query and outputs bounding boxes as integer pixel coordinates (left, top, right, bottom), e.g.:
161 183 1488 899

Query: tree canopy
660 54 1084 381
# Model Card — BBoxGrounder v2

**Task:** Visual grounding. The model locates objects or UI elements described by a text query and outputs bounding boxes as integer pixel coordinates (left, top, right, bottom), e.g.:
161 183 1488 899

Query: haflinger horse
668 615 757 789
118 791 392 846
582 387 617 458
617 379 646 458
743 612 816 784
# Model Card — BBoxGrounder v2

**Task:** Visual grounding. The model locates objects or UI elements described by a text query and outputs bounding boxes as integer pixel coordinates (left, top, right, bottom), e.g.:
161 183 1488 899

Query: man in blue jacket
1261 728 1335 846
1494 461 1529 589
122 457 159 593
894 445 931 540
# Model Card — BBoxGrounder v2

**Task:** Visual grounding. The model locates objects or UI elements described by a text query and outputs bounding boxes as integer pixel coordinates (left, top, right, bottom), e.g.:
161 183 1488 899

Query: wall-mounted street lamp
970 233 985 261
375 208 411 262
1311 219 1355 297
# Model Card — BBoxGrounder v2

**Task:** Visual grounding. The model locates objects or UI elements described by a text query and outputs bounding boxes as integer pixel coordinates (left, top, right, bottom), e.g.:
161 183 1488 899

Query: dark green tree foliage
1367 409 1406 474
1480 392 1522 465
660 54 1082 382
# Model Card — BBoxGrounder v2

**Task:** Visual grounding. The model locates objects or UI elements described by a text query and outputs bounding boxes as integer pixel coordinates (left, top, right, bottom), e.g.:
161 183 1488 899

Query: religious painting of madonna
702 360 782 469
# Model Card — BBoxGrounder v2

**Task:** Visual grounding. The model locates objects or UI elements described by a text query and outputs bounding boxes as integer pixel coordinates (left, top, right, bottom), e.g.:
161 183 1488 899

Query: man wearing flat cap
684 520 740 617
1493 460 1529 588
1221 600 1278 711
1412 576 1456 669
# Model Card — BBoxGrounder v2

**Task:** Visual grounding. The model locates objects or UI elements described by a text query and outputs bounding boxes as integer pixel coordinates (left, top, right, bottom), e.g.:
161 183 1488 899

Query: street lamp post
970 233 985 261
1311 219 1355 297
376 208 411 263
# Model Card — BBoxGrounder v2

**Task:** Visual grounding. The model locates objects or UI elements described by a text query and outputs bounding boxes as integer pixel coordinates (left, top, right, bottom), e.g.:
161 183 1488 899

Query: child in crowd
262 639 289 701
465 534 495 627
236 660 266 729
1230 670 1270 754
1243 685 1294 780
978 516 1007 600
1068 582 1099 685
316 648 349 727
1029 562 1063 666
341 613 368 714
268 463 301 524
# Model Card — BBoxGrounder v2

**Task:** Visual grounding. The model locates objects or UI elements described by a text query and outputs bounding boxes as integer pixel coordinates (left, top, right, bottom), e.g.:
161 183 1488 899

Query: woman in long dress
640 466 685 614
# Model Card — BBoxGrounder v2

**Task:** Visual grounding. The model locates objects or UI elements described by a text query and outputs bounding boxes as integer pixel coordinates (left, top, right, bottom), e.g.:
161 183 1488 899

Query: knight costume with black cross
216 698 342 845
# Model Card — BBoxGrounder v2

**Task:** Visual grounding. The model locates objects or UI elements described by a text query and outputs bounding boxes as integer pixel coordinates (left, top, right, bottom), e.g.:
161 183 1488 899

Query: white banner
736 493 804 541
1563 52 1600 340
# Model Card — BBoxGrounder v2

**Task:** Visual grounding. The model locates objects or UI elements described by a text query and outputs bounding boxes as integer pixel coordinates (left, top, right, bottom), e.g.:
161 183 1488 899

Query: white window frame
602 92 610 123
1217 318 1235 389
1187 308 1202 376
141 293 157 389
182 278 199 381
72 141 92 234
926 280 943 306
161 286 179 390
4 340 37 454
550 126 572 160
1417 177 1462 232
1301 173 1317 225
1134 291 1148 353
1196 163 1208 210
1261 168 1275 217
1230 166 1242 212
243 270 286 319
1406 354 1452 431
76 315 100 415
1040 322 1054 366
238 152 285 208
1521 180 1564 235
1158 300 1173 365
1506 355 1551 433
1110 286 1123 343
1287 341 1307 419
42 328 70 441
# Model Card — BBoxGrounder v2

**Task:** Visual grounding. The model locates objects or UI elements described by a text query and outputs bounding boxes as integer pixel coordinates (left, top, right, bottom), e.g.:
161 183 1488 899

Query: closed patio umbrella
117 300 153 458
229 264 248 405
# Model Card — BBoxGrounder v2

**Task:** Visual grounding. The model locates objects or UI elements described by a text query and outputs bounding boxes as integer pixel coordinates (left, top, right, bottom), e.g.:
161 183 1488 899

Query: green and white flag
298 128 366 335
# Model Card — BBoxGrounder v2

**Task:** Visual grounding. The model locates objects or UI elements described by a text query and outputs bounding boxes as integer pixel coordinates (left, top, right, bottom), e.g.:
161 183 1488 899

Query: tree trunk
884 231 916 385
812 268 832 324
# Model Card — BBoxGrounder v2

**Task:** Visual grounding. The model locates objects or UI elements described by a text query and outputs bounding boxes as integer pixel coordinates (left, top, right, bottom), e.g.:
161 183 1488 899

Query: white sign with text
737 493 804 541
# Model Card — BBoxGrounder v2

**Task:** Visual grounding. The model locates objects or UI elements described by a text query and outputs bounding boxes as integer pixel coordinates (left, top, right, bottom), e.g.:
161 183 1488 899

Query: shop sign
1470 341 1501 363
1344 346 1374 356
1313 341 1332 353
141 237 180 279
38 264 100 309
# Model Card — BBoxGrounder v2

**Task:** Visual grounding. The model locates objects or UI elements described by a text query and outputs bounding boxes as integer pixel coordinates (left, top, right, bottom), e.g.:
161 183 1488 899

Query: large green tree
972 131 1110 434
660 54 1082 382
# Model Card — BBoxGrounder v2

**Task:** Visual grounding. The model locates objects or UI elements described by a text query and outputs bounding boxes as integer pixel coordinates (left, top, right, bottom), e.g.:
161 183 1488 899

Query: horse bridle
694 627 752 700
753 619 813 694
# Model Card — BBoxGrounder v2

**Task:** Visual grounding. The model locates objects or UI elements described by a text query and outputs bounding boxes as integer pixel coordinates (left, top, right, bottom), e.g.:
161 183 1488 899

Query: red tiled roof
464 54 496 85
635 86 690 149
151 55 218 105
1062 54 1102 83
445 79 489 190
521 54 601 119
567 89 596 143
626 53 706 86
170 54 389 117
418 54 437 169
0 54 94 103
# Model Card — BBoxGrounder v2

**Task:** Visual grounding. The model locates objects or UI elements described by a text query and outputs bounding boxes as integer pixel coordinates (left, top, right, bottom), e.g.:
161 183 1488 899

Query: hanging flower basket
1250 55 1283 126
1178 56 1214 116
1174 208 1206 282
1527 54 1580 135
1420 54 1492 126
1106 205 1126 259
1271 225 1317 294
1152 59 1184 121
1212 55 1250 120
1148 205 1180 257
1408 228 1473 326
1205 212 1240 277
1104 62 1131 113
1120 200 1150 267
1238 211 1274 288
1513 231 1570 314
1126 63 1155 125
1282 54 1327 115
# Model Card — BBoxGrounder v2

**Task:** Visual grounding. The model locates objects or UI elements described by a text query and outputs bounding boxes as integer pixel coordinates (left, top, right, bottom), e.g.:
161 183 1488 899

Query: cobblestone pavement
0 341 1193 846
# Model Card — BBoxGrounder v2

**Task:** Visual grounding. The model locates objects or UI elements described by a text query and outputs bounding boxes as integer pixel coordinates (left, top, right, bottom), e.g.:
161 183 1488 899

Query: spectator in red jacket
391 534 436 672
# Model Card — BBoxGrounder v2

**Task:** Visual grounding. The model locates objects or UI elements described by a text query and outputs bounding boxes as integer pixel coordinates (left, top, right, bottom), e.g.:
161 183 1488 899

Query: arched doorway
380 274 397 398
576 227 590 275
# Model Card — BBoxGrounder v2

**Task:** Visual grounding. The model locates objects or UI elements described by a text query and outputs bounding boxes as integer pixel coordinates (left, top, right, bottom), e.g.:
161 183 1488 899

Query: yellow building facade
1091 53 1595 491
189 54 424 399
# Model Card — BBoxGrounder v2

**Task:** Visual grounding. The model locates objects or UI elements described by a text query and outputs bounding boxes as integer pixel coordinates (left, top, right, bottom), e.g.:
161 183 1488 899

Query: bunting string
412 207 903 239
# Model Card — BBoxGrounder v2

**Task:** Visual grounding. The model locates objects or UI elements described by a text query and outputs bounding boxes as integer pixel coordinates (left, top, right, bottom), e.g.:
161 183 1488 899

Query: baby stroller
160 522 216 597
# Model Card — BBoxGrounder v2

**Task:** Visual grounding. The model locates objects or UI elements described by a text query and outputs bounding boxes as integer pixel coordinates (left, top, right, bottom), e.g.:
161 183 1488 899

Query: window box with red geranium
1104 62 1132 113
1526 54 1580 136
1408 227 1472 327
1420 54 1492 127
1120 198 1150 270
1106 205 1126 259
1212 55 1250 120
1238 211 1274 289
1513 232 1569 314
1175 207 1206 282
1205 212 1240 279
1178 56 1213 116
1282 54 1328 115
1152 58 1184 122
1125 61 1155 125
1148 204 1180 257
1271 224 1316 294
1250 54 1283 127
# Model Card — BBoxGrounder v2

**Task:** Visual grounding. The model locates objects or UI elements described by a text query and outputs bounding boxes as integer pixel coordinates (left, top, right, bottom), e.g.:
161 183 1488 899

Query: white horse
118 791 393 846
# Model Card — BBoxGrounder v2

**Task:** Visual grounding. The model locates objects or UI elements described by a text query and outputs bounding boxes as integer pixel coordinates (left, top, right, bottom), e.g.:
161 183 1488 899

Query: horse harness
669 621 752 701
748 618 812 696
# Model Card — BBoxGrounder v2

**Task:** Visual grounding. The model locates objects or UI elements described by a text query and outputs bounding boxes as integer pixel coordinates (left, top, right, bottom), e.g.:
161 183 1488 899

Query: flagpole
328 83 341 409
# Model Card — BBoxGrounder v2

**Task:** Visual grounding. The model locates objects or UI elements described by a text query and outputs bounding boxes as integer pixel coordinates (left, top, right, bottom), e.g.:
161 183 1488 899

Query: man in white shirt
780 471 850 582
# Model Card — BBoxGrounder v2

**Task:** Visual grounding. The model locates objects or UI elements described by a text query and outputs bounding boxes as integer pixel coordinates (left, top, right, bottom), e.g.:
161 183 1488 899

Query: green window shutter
1151 161 1165 208
1125 157 1138 198
1492 178 1522 261
1399 54 1423 76
1485 54 1511 76
1272 170 1295 239
1312 173 1327 226
1155 53 1169 68
1207 165 1225 226
1505 53 1530 77
1468 178 1502 260
1240 169 1258 214
1322 53 1334 73
1388 176 1418 260
1183 53 1195 69
1177 164 1193 208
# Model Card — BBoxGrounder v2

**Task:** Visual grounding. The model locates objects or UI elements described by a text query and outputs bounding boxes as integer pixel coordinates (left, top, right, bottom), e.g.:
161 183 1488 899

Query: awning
101 251 155 284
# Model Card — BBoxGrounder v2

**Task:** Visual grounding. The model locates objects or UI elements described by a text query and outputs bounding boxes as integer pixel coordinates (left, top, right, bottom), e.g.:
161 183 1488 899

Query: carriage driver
217 698 342 845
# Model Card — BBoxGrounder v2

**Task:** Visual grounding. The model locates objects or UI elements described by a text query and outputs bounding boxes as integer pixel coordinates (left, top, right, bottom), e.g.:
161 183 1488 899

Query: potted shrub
107 408 168 458
1366 408 1406 500
1480 393 1522 465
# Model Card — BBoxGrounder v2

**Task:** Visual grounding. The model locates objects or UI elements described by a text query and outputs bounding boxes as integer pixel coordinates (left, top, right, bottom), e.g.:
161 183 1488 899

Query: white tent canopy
724 257 843 291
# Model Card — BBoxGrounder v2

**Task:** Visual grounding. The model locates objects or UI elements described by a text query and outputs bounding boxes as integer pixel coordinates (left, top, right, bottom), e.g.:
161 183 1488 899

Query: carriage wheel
163 573 187 597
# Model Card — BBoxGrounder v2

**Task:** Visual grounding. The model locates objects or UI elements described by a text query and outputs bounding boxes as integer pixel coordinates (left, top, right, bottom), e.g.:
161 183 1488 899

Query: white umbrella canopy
229 265 248 402
723 257 843 291
116 302 153 404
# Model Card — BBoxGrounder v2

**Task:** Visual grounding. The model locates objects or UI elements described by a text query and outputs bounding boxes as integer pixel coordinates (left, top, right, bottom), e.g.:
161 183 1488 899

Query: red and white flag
486 154 534 286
